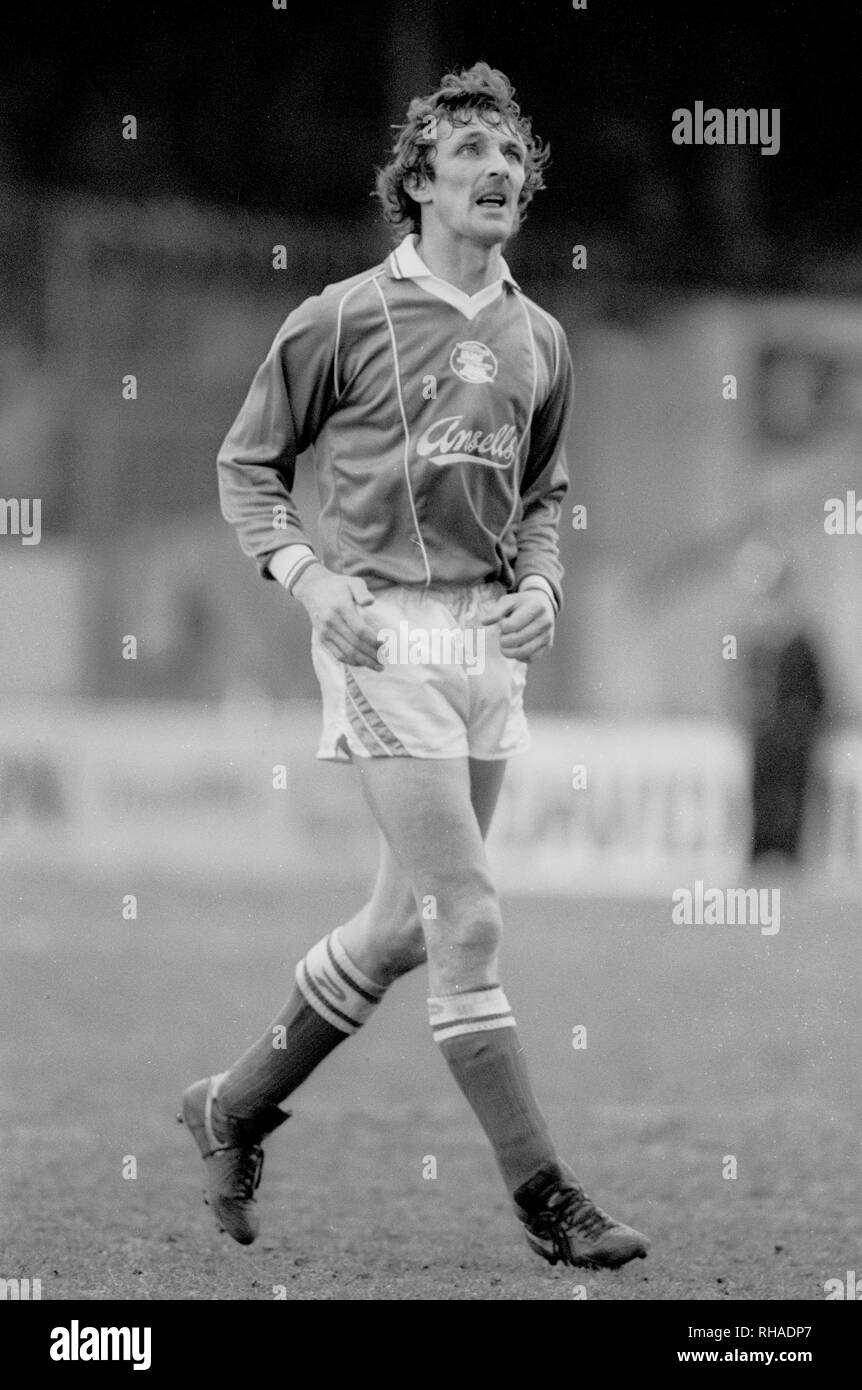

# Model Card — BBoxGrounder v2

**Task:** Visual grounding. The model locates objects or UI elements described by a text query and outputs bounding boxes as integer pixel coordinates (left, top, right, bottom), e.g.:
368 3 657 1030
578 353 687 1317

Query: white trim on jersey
372 274 434 586
519 294 563 387
496 288 540 540
334 274 381 400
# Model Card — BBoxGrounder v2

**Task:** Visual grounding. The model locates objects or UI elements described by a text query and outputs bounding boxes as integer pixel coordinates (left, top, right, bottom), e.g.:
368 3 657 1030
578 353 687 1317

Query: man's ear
405 170 432 205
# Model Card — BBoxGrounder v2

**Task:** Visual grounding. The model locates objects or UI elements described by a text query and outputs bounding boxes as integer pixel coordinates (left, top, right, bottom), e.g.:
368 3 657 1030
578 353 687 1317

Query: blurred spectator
733 538 827 865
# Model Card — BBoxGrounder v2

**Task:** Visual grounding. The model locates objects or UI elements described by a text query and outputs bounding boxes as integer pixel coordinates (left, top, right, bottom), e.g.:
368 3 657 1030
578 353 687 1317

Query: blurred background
2 0 861 891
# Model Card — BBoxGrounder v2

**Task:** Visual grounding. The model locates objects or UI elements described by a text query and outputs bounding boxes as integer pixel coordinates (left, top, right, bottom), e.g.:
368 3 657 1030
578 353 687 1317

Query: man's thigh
357 756 499 895
365 756 505 924
370 758 503 910
357 756 505 991
339 758 506 980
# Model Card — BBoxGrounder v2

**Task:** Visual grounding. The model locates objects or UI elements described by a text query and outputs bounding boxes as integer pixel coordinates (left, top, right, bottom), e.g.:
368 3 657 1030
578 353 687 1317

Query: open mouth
475 193 507 209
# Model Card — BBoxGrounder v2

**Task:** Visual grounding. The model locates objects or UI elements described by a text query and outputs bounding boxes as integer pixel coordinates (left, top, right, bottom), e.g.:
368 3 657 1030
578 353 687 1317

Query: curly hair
374 62 550 241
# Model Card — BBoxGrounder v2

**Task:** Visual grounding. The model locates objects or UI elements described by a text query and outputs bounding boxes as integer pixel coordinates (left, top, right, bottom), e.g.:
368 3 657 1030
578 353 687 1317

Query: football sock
429 985 560 1196
216 927 387 1120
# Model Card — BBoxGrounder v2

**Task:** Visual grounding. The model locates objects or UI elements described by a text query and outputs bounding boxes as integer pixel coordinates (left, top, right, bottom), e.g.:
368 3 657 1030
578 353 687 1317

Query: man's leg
214 838 421 1120
216 758 506 1114
357 755 558 1192
338 756 506 980
356 754 650 1268
180 760 504 1244
182 828 425 1242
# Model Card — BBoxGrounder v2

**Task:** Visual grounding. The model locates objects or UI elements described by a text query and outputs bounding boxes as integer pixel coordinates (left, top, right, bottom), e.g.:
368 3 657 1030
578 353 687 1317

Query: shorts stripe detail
344 691 382 755
344 685 389 754
344 670 408 756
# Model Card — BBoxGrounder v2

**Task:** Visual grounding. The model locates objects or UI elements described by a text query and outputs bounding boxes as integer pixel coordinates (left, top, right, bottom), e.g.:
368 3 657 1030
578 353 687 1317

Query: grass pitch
2 871 859 1300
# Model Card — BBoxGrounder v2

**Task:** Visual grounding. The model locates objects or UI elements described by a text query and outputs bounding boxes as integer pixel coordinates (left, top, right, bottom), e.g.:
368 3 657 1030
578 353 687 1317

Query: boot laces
546 1184 614 1249
231 1143 264 1201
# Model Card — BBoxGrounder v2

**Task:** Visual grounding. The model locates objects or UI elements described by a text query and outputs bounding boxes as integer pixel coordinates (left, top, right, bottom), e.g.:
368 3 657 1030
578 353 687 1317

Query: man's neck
414 232 505 296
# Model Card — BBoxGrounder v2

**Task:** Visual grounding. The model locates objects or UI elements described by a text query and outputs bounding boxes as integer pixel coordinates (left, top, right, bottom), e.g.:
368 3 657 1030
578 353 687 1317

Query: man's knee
367 900 427 980
337 892 426 985
383 911 427 977
420 873 503 966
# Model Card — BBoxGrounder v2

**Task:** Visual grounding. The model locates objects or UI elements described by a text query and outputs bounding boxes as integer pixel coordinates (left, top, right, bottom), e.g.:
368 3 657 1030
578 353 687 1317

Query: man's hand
480 590 555 662
292 565 384 671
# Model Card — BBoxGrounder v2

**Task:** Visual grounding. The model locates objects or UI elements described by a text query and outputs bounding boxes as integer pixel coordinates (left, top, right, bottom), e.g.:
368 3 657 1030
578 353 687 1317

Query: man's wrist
268 544 321 596
518 574 558 614
291 559 325 602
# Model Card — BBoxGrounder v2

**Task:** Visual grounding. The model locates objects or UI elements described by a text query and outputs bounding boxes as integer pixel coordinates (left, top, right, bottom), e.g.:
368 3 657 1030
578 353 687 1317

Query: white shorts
311 580 530 762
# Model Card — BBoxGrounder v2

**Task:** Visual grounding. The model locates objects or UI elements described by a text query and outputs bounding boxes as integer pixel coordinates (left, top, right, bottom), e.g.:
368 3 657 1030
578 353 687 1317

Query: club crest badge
449 341 498 384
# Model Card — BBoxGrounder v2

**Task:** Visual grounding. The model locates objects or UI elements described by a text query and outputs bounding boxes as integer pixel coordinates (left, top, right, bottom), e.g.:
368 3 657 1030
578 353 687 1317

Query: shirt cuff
518 574 558 613
267 544 319 593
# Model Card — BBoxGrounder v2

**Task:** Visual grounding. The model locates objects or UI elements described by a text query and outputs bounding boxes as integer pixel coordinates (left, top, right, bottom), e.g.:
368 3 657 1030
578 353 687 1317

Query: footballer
181 62 649 1271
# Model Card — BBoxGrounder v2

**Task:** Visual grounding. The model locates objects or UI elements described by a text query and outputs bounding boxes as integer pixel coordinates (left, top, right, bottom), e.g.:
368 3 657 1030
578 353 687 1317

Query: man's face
412 111 527 248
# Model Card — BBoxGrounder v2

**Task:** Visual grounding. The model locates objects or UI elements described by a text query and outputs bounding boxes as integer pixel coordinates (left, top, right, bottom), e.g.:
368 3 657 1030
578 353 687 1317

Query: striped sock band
296 927 386 1035
427 985 517 1044
429 985 558 1195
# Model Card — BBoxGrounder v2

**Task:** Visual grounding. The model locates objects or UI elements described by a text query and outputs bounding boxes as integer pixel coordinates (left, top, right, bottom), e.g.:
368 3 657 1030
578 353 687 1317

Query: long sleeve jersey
217 234 573 608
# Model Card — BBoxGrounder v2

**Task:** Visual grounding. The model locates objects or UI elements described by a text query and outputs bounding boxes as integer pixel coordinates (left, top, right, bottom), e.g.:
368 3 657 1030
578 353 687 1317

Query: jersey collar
386 233 519 321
